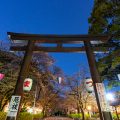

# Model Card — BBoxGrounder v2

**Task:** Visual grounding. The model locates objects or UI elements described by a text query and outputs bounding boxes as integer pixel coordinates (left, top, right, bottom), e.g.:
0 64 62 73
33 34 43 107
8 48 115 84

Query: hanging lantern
117 74 120 81
0 73 4 81
84 78 94 93
23 78 33 91
58 77 62 84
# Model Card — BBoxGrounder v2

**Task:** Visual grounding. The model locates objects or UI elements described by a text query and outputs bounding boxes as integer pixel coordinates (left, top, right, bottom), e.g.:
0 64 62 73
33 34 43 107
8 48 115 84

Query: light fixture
106 93 115 101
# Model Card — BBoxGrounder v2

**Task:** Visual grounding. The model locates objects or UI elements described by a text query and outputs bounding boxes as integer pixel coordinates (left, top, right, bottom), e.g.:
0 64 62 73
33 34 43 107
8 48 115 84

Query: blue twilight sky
0 0 94 75
0 0 120 92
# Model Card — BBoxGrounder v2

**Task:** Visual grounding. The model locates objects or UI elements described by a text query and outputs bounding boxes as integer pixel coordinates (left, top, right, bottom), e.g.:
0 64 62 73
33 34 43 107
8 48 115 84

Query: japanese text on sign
7 96 21 117
96 83 110 112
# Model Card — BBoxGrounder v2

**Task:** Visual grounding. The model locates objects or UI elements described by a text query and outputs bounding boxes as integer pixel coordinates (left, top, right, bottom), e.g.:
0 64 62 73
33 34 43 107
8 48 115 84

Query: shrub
85 113 90 120
0 112 44 120
18 112 33 120
112 113 120 120
33 113 44 119
68 113 92 120
91 113 99 118
0 111 7 120
68 113 82 118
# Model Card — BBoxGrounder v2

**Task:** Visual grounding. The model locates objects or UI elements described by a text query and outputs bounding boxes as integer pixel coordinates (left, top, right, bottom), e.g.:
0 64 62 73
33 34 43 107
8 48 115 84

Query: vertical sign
96 83 110 112
7 96 21 118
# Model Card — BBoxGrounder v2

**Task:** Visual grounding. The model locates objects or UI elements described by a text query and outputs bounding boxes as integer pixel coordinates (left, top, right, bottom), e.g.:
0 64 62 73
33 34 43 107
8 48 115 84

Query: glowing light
106 93 114 101
28 108 33 113
87 106 92 111
27 106 43 114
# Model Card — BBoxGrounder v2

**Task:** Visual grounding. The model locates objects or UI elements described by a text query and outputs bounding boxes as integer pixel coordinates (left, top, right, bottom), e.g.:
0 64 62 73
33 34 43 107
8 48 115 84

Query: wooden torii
6 32 113 120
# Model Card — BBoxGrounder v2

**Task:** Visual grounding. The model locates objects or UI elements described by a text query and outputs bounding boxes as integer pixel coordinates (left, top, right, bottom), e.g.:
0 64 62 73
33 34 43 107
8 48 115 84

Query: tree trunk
80 106 85 120
42 106 46 117
77 106 80 114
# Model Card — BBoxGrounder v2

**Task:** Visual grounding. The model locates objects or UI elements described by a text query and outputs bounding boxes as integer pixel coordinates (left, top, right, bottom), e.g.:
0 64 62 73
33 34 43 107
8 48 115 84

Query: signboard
7 96 21 117
96 83 110 112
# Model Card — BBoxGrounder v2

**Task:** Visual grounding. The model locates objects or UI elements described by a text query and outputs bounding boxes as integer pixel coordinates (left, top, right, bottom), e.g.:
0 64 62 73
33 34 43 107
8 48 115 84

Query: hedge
112 113 120 120
33 113 44 119
0 112 7 120
68 113 82 118
68 113 90 119
0 111 44 120
18 112 33 120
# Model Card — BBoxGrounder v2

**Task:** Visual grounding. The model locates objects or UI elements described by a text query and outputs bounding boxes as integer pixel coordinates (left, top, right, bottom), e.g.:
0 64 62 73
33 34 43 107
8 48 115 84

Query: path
43 117 73 120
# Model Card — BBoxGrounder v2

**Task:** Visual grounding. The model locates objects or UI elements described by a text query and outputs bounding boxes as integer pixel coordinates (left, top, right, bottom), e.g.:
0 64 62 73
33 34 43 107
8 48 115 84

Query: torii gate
6 32 113 120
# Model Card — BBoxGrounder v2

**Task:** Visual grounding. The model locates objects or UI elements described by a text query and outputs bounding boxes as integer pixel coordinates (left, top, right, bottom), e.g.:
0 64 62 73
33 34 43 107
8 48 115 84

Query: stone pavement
43 117 73 120
42 117 100 120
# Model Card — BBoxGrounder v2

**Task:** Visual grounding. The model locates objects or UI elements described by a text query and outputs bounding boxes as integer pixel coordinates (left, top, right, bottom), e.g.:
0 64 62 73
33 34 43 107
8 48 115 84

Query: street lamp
106 93 115 101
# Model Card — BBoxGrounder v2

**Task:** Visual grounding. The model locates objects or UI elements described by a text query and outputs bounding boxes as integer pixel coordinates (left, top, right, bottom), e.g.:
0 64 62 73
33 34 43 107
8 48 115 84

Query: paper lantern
23 78 33 91
117 74 120 81
58 77 62 84
84 78 94 93
0 73 4 81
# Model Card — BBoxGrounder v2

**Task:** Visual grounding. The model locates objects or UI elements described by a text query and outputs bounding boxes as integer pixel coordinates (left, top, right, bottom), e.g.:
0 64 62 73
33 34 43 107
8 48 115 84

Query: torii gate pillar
84 41 113 120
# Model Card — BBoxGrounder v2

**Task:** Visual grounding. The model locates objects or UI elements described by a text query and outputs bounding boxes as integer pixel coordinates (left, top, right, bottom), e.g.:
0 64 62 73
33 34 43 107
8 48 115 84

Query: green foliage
33 113 44 118
0 88 14 111
0 111 6 120
18 112 33 120
107 81 120 90
91 113 99 118
68 113 90 119
20 106 28 112
89 0 120 86
112 113 120 120
0 112 44 120
68 113 82 118
85 114 90 119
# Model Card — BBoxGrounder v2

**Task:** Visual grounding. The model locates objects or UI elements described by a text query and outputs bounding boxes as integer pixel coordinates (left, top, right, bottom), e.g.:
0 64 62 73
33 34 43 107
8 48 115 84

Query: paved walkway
43 117 100 120
43 117 73 120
